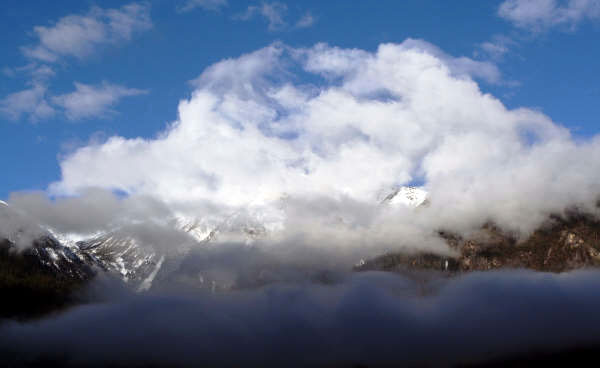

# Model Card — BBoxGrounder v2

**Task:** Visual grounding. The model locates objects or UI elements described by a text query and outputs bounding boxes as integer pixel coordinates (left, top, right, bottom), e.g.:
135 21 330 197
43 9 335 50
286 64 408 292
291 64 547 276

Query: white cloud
0 84 55 122
303 39 502 85
52 82 148 121
480 41 509 59
499 0 600 31
295 12 316 28
178 0 228 12
478 35 516 61
50 40 600 237
0 80 146 122
3 63 56 82
21 2 152 62
30 65 56 80
1 3 150 122
235 2 288 31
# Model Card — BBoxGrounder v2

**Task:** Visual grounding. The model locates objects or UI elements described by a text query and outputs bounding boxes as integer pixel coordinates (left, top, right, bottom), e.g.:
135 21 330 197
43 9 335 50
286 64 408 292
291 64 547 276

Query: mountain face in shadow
0 237 94 319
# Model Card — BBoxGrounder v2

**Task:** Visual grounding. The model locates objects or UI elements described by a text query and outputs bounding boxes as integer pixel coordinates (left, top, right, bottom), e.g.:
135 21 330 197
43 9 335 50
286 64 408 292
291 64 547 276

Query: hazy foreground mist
2 269 600 367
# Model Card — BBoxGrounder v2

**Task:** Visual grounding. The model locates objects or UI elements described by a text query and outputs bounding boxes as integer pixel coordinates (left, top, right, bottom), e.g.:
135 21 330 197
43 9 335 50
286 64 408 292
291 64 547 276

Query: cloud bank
47 40 600 238
2 270 600 367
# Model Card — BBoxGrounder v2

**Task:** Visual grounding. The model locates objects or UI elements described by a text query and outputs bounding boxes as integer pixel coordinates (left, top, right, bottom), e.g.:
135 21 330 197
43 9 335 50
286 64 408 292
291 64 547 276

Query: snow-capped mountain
64 211 273 291
61 224 198 292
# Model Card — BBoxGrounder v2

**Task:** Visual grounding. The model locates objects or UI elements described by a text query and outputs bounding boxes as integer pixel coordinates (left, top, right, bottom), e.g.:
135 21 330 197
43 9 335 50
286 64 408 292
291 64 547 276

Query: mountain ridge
3 186 600 311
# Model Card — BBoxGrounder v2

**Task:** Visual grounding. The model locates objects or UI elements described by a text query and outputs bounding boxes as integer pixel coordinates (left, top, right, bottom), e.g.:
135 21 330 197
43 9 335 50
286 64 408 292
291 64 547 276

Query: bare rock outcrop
356 212 600 274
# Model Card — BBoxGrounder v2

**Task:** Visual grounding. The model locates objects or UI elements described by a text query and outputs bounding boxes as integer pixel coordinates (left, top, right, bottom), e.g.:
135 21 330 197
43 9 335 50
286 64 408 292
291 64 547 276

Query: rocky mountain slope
0 236 94 319
356 211 600 274
61 211 269 292
0 201 95 318
1 201 93 276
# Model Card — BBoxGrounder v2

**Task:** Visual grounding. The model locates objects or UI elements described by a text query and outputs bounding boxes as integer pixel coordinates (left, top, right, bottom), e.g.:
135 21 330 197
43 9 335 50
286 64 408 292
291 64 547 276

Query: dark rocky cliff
0 237 94 319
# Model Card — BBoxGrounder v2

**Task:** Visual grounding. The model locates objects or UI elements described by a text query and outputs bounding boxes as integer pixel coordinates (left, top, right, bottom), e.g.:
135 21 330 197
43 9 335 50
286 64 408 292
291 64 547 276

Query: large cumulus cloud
48 40 600 237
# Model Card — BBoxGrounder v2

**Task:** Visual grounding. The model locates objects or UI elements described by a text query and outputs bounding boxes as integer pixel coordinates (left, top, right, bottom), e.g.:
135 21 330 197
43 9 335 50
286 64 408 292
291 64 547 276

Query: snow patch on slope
382 186 428 207
137 255 165 292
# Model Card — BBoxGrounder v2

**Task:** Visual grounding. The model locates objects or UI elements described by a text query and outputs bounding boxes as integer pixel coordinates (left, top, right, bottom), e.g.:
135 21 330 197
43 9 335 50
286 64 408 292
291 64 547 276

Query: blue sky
1 0 600 201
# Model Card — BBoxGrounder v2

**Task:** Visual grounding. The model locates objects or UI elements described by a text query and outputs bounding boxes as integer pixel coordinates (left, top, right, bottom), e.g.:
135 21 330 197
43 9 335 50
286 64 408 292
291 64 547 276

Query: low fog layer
2 270 600 367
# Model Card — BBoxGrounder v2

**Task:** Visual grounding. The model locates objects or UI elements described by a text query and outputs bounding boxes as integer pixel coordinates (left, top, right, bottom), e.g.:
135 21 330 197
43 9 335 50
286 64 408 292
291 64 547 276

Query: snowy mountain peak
382 186 427 207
